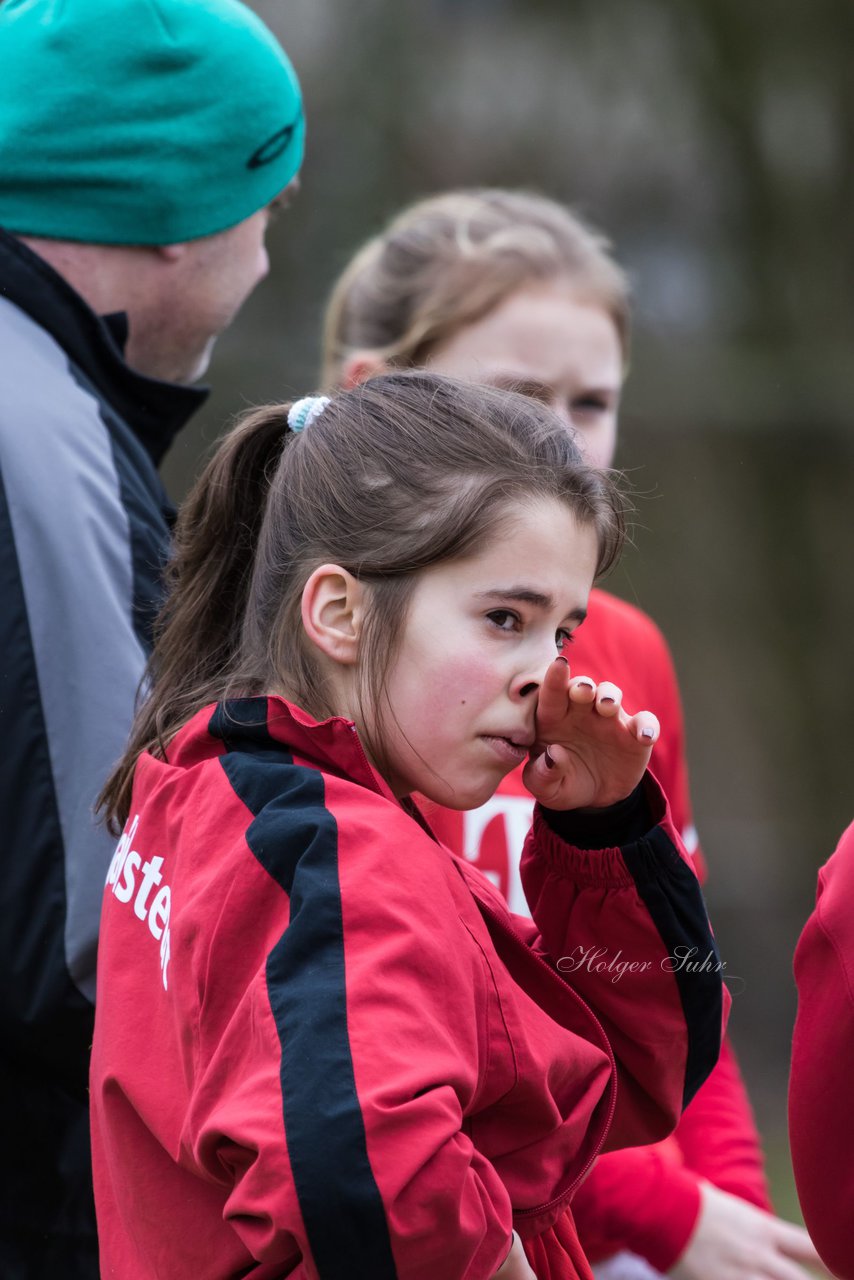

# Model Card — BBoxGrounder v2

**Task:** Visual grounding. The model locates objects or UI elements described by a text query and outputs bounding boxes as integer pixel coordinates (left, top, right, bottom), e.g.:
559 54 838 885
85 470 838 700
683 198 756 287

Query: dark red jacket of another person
790 819 854 1280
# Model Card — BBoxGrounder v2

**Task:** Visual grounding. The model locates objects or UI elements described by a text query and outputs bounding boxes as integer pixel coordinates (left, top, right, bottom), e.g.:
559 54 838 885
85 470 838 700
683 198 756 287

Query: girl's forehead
416 499 600 602
428 282 623 383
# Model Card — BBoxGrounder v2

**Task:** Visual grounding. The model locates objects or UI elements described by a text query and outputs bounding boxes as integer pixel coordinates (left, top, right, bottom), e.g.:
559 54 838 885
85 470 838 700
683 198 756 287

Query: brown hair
321 188 630 389
100 371 626 832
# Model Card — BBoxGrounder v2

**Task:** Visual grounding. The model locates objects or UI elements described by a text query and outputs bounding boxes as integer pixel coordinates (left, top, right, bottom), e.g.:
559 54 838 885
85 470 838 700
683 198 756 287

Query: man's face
173 205 273 382
130 182 297 384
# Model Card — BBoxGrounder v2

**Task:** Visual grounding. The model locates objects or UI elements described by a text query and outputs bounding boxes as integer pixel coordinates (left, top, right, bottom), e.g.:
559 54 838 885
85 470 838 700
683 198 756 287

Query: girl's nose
510 631 566 701
509 664 546 702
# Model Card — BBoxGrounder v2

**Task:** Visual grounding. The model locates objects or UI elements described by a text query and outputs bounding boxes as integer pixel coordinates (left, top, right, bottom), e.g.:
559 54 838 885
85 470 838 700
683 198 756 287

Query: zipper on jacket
343 739 621 1222
471 893 619 1217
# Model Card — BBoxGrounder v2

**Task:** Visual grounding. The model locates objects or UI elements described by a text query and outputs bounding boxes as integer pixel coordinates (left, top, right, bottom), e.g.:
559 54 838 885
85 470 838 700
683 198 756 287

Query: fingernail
600 696 616 705
641 727 655 740
544 748 555 770
576 678 595 690
555 655 569 666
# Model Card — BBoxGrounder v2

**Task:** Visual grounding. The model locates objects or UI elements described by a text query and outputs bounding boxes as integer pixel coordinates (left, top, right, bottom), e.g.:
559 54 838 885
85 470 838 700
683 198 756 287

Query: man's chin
179 339 216 385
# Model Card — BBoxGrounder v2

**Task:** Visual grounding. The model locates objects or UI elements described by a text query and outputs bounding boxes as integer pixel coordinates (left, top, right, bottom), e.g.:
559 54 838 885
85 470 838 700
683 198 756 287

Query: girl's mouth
480 735 530 764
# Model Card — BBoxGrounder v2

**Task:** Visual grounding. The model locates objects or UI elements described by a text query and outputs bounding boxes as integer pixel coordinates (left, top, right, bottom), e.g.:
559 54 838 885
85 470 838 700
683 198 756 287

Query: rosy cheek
419 653 504 732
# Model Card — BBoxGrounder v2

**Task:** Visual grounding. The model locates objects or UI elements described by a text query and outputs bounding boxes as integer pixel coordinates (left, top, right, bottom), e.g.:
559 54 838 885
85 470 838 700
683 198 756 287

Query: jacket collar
0 227 207 467
196 695 401 807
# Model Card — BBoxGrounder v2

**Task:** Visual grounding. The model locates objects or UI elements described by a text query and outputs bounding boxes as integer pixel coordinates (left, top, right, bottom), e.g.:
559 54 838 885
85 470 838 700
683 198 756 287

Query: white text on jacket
105 815 171 989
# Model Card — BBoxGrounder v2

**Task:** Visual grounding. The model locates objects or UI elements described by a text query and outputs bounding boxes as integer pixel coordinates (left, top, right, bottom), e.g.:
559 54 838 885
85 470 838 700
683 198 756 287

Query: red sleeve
593 605 769 1206
675 1035 771 1209
572 1141 701 1272
789 823 854 1280
520 776 729 1152
571 1039 770 1272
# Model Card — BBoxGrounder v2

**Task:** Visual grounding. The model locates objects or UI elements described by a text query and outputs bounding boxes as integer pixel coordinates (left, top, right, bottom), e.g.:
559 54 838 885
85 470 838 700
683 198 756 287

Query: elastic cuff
540 782 652 848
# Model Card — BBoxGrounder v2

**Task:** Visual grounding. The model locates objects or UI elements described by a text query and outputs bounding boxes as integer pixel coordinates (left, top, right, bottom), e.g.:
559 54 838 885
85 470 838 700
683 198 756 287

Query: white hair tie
288 395 331 433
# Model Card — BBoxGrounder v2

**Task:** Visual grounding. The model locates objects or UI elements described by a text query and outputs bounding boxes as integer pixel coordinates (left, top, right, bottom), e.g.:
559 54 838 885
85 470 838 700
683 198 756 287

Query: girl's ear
339 350 389 390
301 564 366 665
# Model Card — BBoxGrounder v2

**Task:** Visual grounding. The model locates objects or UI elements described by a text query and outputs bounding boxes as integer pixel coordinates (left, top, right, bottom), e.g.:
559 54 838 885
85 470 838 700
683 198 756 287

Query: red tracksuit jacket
90 695 726 1280
426 588 770 1269
790 819 854 1280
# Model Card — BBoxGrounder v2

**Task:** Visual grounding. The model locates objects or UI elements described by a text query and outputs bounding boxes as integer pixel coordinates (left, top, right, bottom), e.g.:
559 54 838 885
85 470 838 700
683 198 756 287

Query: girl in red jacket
321 190 821 1280
93 373 724 1280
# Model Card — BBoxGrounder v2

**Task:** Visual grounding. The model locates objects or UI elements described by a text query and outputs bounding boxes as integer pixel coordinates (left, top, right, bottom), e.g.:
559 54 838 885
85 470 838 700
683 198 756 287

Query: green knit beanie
0 0 304 244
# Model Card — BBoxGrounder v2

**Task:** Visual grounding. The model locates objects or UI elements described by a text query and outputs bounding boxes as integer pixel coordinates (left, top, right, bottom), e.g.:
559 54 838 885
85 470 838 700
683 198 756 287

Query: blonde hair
322 188 629 389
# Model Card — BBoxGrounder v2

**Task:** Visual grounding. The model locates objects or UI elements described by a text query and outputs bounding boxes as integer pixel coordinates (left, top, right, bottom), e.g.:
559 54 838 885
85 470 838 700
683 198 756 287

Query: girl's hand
669 1182 831 1280
494 1232 538 1279
522 656 659 811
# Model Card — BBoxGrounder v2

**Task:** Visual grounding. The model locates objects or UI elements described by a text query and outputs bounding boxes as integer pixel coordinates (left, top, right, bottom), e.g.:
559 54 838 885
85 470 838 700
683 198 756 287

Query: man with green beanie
0 0 304 1273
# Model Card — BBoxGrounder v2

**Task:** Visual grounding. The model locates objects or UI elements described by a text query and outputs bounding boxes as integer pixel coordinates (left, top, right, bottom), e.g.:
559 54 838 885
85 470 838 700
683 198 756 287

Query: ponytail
98 405 292 833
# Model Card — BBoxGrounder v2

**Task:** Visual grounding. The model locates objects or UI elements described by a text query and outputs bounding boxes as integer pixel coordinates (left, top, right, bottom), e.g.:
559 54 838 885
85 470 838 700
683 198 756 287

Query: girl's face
426 280 624 469
369 497 599 809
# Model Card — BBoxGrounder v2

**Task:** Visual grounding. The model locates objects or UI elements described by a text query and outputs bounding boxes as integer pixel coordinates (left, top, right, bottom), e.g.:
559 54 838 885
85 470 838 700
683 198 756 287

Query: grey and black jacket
0 228 204 1272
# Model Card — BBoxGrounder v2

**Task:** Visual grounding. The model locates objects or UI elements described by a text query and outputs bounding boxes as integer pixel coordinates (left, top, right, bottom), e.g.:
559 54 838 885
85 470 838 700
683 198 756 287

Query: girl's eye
486 609 520 632
556 629 575 651
571 396 608 419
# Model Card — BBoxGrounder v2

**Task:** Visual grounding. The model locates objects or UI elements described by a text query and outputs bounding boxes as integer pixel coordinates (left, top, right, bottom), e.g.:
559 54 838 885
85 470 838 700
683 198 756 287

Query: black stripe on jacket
544 791 724 1110
209 700 398 1280
621 826 723 1108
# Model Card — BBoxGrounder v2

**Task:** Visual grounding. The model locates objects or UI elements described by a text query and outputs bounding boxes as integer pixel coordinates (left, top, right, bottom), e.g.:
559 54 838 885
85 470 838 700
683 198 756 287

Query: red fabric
426 588 769 1273
569 1141 701 1272
676 1037 770 1209
790 820 854 1280
524 1207 595 1280
574 1037 773 1270
90 696 722 1280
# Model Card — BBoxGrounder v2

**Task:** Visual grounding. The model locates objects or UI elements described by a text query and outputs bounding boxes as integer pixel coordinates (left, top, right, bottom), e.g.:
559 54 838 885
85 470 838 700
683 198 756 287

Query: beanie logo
247 108 302 170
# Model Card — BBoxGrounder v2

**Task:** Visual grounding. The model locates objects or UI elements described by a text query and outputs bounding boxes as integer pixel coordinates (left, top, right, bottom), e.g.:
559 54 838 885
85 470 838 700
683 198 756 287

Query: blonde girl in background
321 189 822 1280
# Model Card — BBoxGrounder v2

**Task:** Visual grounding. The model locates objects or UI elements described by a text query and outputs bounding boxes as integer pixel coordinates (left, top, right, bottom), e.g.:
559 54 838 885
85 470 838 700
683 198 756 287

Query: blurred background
161 0 854 1215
